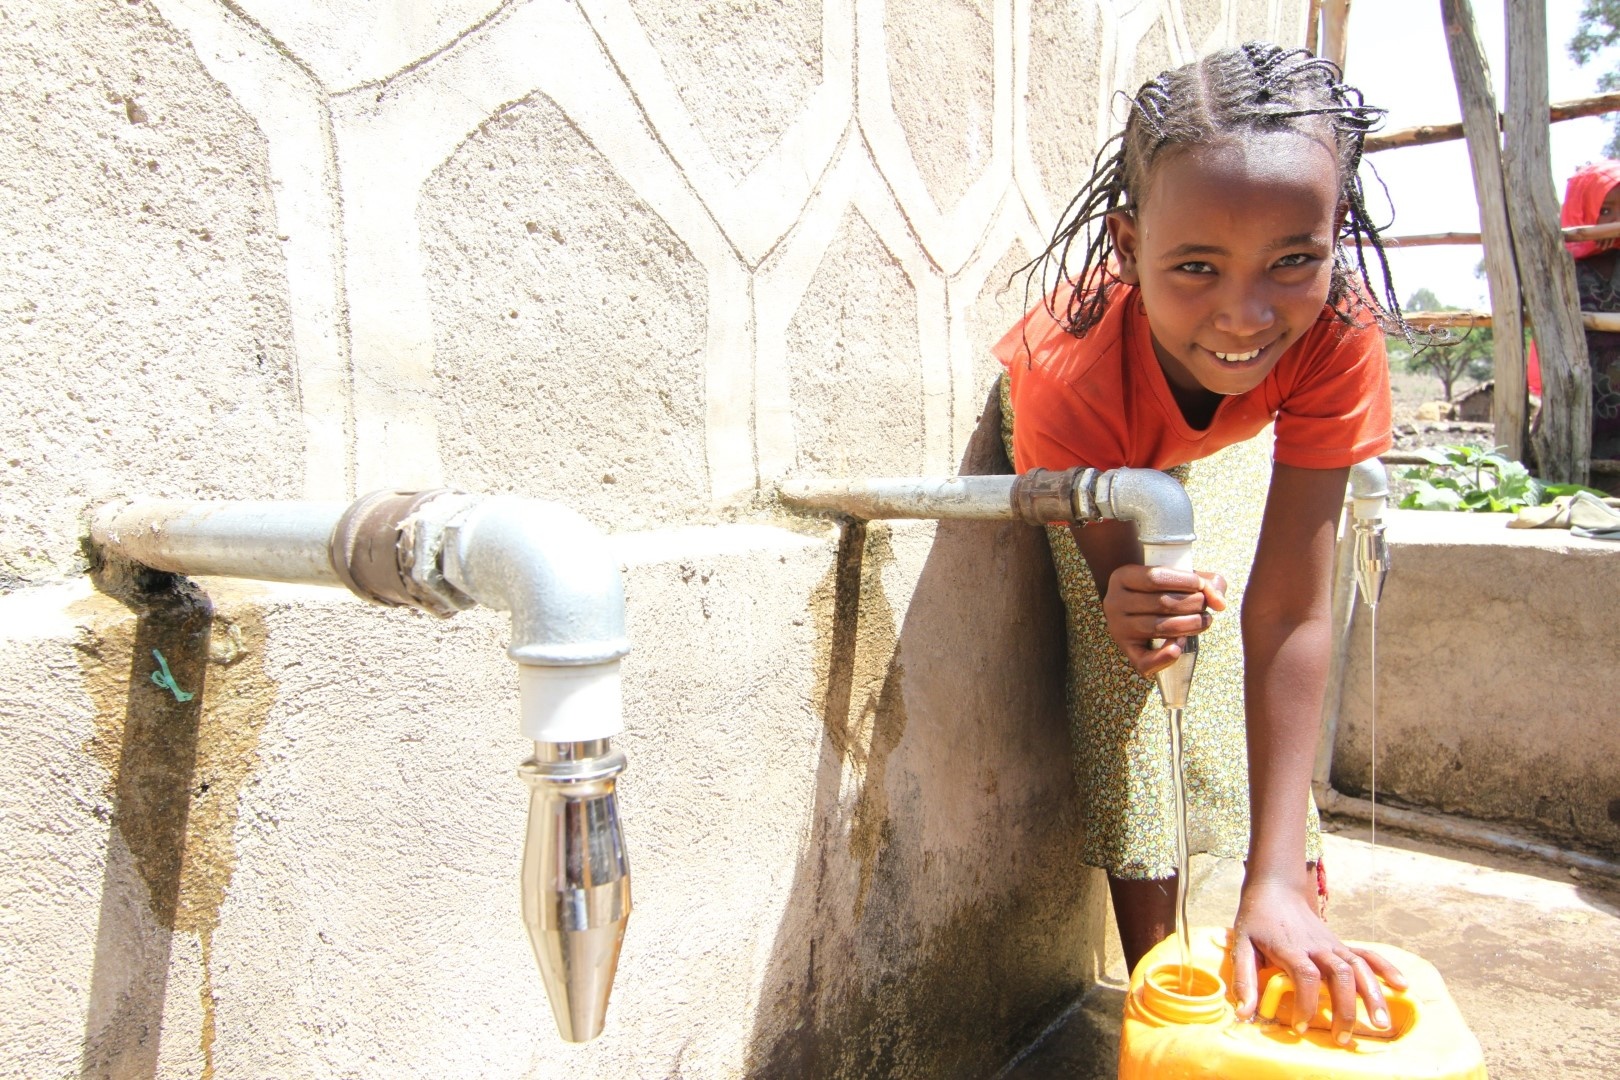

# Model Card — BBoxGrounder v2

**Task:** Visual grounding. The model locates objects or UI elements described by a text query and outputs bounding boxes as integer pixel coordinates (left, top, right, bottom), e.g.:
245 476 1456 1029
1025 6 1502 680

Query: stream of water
1169 705 1191 992
1368 605 1379 935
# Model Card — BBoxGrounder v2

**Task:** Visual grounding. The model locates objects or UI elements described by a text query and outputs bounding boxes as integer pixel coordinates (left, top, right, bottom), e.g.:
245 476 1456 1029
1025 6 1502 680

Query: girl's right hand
1102 565 1227 677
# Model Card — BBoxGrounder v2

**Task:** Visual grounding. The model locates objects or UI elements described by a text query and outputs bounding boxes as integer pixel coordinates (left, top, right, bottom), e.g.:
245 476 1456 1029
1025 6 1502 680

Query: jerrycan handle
1255 970 1416 1041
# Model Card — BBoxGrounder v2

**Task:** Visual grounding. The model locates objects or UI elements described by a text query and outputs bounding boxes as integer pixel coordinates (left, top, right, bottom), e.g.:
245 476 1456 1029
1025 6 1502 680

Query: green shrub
1397 445 1603 512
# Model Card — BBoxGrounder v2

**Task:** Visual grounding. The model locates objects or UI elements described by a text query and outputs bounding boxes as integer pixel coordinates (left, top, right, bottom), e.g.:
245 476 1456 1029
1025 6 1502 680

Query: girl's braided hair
1027 42 1406 340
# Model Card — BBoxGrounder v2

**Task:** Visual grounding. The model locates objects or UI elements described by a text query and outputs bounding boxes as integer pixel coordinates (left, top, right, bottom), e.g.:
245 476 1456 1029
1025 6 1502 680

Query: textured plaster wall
2 0 1308 1076
1331 511 1620 856
0 1 304 585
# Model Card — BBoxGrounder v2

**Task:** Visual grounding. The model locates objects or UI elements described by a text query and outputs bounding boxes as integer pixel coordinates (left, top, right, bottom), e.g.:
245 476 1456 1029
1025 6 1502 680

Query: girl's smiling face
1107 130 1343 403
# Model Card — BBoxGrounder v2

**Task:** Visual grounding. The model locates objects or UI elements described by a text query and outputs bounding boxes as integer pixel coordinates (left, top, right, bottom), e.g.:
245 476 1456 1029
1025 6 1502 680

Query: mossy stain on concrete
72 577 274 934
70 574 278 1076
743 788 1100 1079
809 520 910 918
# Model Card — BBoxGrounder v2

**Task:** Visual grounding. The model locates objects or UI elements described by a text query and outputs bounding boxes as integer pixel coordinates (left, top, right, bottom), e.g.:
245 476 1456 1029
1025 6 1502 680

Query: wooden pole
1563 221 1620 243
1506 0 1592 484
1384 231 1484 248
1364 90 1620 153
1403 310 1493 329
1385 222 1620 248
1321 0 1352 72
1438 0 1527 462
1402 310 1620 332
1307 0 1323 56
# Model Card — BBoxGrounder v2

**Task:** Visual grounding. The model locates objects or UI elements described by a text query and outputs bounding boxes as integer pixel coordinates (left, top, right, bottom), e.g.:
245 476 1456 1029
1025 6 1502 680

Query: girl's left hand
1099 564 1226 677
1229 879 1407 1045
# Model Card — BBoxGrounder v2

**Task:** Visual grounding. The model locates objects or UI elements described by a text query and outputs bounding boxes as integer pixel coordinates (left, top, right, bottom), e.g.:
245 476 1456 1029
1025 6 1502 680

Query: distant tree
1389 289 1493 401
1405 287 1443 313
1571 1 1620 158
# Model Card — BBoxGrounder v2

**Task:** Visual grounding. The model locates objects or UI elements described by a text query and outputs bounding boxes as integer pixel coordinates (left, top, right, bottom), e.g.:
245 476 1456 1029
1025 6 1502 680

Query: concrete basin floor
999 822 1620 1079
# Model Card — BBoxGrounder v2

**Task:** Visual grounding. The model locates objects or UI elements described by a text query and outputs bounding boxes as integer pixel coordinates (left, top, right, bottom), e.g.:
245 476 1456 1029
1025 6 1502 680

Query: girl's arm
1231 461 1404 1042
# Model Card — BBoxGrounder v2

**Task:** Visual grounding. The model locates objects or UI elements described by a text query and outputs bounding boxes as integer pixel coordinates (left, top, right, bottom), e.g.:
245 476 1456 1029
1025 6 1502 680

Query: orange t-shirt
995 284 1392 473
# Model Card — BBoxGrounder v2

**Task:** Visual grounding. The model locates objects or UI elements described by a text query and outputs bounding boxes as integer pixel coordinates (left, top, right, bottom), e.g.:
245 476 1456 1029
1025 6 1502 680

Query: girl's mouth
1212 347 1263 364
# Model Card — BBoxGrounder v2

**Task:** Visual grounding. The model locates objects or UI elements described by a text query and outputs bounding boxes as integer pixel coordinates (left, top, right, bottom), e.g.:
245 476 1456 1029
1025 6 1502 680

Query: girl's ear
1107 210 1141 284
1333 198 1349 239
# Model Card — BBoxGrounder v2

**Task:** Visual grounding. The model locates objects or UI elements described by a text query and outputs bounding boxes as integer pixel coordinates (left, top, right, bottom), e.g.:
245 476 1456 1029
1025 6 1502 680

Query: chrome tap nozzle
1153 633 1199 712
1352 520 1390 609
519 740 631 1043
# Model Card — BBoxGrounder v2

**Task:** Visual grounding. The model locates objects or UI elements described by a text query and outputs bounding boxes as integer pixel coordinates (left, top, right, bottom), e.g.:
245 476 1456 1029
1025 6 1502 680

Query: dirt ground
1388 367 1499 453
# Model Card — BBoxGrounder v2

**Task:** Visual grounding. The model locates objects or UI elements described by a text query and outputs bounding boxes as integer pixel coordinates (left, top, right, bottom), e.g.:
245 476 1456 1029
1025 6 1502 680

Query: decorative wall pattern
110 0 1300 523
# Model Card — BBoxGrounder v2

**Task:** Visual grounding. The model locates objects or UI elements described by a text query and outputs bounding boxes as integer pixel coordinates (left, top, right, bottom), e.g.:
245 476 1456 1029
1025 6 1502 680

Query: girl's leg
1109 874 1176 974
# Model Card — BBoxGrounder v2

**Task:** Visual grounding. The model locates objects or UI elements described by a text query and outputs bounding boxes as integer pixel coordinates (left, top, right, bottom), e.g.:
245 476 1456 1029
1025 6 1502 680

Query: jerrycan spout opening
1140 963 1228 1025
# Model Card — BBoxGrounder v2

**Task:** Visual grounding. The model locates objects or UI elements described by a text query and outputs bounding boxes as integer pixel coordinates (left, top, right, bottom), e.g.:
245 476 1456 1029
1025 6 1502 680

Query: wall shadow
75 567 215 1080
743 386 1108 1078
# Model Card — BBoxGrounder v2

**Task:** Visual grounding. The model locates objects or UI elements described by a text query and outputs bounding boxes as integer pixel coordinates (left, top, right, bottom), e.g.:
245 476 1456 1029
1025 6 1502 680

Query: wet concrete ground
998 822 1620 1079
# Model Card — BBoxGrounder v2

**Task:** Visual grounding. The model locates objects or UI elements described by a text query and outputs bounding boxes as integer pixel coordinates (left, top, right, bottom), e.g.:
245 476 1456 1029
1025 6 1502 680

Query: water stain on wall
70 572 276 1078
810 519 908 920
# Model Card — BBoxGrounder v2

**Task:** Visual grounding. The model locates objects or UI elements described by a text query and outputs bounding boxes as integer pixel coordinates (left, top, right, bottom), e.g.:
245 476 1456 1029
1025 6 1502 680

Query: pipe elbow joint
440 496 630 668
1091 467 1196 547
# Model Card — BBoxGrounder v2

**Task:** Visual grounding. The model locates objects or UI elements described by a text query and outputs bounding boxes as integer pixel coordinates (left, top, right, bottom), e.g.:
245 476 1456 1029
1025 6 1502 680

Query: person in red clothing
998 42 1408 1044
1527 160 1620 470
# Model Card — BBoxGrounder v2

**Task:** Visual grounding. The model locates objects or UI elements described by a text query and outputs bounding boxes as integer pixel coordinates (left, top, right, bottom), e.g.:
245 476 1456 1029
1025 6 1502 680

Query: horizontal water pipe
782 467 1200 716
780 466 1195 545
91 490 631 1043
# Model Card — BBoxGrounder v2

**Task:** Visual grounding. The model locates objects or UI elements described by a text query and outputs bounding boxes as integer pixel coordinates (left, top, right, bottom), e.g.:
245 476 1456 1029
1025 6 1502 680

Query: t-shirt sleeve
1271 315 1393 469
994 286 1132 472
1005 361 1125 472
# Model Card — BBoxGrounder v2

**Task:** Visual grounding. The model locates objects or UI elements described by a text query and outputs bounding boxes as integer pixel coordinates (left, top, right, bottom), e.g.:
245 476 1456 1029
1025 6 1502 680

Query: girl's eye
1174 261 1215 274
1274 253 1316 268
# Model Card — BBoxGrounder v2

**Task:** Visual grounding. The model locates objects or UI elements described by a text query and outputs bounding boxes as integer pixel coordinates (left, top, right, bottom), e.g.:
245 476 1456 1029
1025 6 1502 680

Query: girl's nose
1213 285 1276 337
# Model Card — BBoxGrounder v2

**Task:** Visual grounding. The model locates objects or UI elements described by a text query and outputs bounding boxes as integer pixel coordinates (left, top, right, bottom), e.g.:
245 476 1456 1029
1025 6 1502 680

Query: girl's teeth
1214 348 1261 362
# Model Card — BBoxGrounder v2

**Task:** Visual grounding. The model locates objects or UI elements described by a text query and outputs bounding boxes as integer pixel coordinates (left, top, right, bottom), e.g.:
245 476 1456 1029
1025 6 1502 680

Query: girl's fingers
1283 955 1322 1033
1348 952 1390 1031
1126 639 1183 677
1119 611 1211 644
1230 936 1259 1019
1318 949 1359 1044
1351 946 1407 990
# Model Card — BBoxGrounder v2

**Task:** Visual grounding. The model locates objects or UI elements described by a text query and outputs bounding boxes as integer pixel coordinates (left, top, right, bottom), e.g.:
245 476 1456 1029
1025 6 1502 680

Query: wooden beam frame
1382 222 1620 248
1507 0 1593 483
1364 90 1620 154
1439 0 1527 462
1401 310 1620 332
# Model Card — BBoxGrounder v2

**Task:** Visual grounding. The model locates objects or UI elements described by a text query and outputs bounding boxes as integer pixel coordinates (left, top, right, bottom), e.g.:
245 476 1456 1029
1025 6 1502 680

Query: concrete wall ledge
1376 505 1620 553
1332 508 1620 857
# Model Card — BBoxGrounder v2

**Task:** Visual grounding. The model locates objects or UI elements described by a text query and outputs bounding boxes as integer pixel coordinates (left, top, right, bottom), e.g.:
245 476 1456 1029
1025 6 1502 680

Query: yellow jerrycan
1118 926 1487 1079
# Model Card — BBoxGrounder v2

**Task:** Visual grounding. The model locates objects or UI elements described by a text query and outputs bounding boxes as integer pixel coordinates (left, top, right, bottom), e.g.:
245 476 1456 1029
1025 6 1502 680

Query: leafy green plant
1397 445 1603 513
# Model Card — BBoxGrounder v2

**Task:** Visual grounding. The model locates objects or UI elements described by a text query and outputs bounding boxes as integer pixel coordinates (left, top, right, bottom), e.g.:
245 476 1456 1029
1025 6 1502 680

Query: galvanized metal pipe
92 491 632 1044
779 475 1022 520
781 466 1196 547
783 467 1202 809
91 499 347 585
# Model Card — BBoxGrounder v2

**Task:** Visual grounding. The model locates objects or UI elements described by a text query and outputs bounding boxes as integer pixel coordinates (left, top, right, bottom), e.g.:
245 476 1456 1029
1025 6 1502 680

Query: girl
995 42 1407 1043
